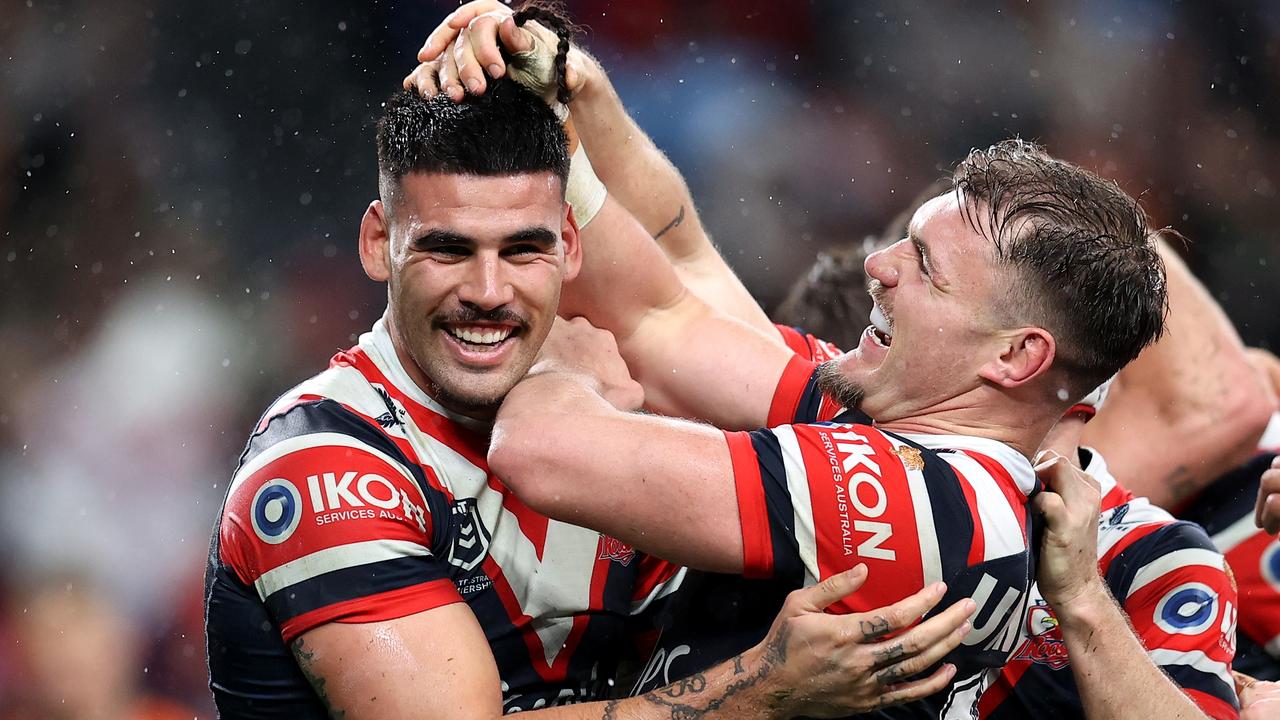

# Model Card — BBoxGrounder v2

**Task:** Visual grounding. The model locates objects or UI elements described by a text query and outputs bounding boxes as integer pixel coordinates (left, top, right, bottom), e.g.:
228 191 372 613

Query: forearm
569 56 777 337
1086 239 1275 507
1055 584 1206 720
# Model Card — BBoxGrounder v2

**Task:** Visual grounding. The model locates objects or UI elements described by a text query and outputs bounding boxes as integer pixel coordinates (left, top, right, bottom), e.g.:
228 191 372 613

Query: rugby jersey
980 450 1240 719
205 319 682 717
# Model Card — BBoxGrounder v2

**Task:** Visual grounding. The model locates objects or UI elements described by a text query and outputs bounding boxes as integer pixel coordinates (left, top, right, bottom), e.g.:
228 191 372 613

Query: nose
456 254 515 310
864 240 904 288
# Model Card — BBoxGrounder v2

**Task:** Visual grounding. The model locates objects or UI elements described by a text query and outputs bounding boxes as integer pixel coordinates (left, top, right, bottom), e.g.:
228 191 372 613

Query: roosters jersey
726 356 1040 718
205 319 682 718
774 323 845 363
1179 412 1280 680
980 449 1240 720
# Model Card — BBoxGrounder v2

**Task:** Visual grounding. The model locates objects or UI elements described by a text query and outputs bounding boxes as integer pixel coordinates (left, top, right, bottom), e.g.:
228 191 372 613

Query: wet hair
952 138 1168 396
375 78 569 203
774 241 876 351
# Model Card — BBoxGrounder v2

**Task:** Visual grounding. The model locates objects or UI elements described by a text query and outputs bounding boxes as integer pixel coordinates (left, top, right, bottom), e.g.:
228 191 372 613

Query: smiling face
360 171 579 416
819 192 1019 421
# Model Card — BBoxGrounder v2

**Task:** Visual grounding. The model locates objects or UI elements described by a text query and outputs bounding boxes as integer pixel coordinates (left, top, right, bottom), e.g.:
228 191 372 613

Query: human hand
1033 451 1105 607
533 316 642 411
1236 670 1280 719
1257 455 1280 535
744 564 975 717
405 1 590 108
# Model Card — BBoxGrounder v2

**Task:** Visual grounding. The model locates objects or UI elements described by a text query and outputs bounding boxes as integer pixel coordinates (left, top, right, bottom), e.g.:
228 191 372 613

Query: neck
383 312 499 423
873 387 1061 460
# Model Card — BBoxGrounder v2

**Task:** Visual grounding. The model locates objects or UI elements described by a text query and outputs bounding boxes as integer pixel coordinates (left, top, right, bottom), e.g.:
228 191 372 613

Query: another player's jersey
726 356 1040 718
1179 411 1280 680
774 323 845 363
206 320 682 718
980 449 1240 720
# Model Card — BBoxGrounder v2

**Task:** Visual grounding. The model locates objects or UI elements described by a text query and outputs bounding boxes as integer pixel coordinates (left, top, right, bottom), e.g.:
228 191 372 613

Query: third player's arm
1084 238 1276 508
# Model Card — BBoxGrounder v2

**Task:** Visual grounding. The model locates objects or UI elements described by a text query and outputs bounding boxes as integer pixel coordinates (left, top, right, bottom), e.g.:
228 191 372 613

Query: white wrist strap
566 142 606 229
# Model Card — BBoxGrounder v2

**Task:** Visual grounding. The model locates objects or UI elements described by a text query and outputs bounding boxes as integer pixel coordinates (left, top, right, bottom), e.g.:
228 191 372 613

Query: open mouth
869 304 893 348
443 324 519 351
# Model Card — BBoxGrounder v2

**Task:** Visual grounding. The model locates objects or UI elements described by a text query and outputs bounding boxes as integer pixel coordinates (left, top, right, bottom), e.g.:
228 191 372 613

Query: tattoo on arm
652 206 686 240
292 638 348 719
1166 464 1198 504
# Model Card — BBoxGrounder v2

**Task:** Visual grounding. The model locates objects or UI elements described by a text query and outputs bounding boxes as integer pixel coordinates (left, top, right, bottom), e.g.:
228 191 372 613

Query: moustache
434 306 530 329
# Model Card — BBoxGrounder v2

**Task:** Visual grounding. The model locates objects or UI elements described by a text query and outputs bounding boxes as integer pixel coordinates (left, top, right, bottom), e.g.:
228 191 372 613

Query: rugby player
204 75 975 718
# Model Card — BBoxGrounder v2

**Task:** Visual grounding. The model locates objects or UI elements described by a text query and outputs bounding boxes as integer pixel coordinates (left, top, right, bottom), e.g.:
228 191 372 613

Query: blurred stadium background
1 1 1277 716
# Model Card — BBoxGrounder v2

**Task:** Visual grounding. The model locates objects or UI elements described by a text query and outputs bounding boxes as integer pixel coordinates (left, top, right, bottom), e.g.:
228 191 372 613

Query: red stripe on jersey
1123 572 1236 658
279 578 462 644
963 450 1027 537
767 355 818 428
1100 483 1135 511
1184 688 1239 720
1098 522 1165 571
1223 532 1280 649
775 324 813 359
950 465 987 566
631 554 682 603
258 394 326 431
220 445 434 585
979 659 1034 718
802 425 922 615
725 431 774 579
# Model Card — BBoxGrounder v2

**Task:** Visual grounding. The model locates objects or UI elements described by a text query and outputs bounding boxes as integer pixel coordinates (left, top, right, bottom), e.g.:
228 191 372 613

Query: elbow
488 416 567 516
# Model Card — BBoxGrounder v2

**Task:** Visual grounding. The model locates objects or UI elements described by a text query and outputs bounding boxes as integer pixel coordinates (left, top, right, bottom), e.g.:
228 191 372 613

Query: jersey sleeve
773 323 845 363
1110 523 1241 719
217 402 461 644
766 355 853 426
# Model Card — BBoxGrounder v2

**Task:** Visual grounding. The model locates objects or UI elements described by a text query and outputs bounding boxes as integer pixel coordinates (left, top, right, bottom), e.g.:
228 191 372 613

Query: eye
427 244 471 259
502 243 550 259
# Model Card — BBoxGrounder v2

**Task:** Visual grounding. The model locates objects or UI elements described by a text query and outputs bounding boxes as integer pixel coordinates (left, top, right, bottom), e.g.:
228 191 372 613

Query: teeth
870 304 893 338
449 326 512 346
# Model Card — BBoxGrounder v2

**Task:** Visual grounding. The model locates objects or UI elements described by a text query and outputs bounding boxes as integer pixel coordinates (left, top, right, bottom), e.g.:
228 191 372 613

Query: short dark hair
375 79 569 200
952 138 1167 395
774 242 875 351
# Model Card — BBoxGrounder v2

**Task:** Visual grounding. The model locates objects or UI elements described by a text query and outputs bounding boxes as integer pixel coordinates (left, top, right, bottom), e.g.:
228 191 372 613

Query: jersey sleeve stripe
230 430 425 509
767 355 817 427
1182 689 1240 720
1098 521 1164 568
252 538 432 599
277 577 462 645
1210 512 1263 554
1149 648 1235 691
944 452 1027 559
774 425 820 586
724 430 775 579
1126 548 1226 598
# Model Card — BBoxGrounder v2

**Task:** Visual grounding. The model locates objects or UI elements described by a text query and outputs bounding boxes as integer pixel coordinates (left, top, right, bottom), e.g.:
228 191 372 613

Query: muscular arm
1084 238 1277 508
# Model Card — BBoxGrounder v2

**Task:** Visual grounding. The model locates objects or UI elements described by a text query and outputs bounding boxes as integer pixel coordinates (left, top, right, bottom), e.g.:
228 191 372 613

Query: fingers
498 16 536 55
866 598 975 685
452 26 486 95
1257 460 1280 534
871 663 958 710
852 581 949 641
1236 670 1259 706
787 564 868 614
437 47 464 102
403 62 441 97
1033 489 1068 527
1035 455 1100 515
418 0 508 61
467 13 508 80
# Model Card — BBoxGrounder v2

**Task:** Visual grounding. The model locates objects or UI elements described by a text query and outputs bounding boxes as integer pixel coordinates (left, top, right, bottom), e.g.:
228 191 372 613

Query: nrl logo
447 498 492 572
894 445 925 471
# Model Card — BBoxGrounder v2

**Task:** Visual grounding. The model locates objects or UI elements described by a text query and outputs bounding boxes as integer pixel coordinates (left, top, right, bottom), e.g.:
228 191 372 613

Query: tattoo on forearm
292 638 347 719
652 206 686 240
620 622 791 719
860 616 893 640
1166 465 1198 503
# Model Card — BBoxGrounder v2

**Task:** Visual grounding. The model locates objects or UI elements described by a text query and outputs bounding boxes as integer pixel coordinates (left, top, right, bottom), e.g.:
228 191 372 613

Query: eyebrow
503 227 558 250
411 227 559 250
412 229 473 249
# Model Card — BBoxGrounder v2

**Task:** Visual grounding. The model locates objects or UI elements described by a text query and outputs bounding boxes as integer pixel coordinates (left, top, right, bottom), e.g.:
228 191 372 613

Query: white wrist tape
507 26 568 119
566 142 606 229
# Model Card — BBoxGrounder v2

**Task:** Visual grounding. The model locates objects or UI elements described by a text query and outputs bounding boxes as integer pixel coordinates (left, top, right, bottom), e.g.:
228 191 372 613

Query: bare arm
1084 238 1277 508
1034 457 1211 720
294 571 971 719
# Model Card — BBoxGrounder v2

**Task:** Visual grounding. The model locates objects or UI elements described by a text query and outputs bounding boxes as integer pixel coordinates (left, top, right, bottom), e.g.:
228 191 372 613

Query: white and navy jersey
724 356 1040 719
205 319 682 718
1179 412 1280 680
981 450 1240 720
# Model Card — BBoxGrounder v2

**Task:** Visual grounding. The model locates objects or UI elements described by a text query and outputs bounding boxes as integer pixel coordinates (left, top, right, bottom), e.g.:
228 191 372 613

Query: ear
359 200 392 282
978 327 1056 388
561 203 583 282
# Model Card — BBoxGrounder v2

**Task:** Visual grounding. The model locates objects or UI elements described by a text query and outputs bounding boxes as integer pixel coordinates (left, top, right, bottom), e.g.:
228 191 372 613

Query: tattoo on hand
292 638 347 719
860 616 893 640
652 205 686 239
873 642 906 664
875 664 907 687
